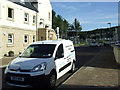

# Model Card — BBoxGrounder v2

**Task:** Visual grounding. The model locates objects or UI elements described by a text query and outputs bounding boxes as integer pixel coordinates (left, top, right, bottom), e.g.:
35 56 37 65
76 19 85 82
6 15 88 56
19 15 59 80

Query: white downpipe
57 27 59 40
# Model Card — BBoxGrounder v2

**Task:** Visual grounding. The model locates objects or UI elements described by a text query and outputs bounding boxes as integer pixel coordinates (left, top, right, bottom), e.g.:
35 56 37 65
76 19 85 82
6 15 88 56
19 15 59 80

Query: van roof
31 40 73 45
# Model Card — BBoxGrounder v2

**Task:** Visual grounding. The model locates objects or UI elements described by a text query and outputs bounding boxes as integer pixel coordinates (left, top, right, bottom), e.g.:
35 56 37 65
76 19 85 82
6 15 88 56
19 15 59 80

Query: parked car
103 42 110 46
90 41 98 47
5 40 76 88
98 42 104 46
115 41 120 46
111 41 116 45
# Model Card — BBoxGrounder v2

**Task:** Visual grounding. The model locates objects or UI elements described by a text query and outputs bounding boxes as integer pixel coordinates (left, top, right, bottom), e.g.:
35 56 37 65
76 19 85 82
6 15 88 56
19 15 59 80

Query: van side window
55 44 64 59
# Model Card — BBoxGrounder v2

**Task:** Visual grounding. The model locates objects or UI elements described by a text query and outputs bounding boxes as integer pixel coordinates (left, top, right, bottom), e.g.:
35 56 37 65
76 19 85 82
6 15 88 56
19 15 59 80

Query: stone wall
113 45 120 64
38 28 57 41
0 26 36 59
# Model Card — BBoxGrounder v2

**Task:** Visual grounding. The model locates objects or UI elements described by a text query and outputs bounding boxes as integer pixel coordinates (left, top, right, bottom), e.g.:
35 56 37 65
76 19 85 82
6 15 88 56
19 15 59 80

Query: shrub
8 51 14 57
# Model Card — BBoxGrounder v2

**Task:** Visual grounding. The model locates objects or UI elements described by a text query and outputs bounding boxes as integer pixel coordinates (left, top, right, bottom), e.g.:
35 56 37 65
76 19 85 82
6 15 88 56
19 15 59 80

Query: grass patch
74 42 88 46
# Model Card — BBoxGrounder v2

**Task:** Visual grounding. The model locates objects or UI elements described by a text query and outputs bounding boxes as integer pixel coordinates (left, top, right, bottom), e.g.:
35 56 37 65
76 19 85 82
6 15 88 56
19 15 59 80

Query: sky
51 2 118 31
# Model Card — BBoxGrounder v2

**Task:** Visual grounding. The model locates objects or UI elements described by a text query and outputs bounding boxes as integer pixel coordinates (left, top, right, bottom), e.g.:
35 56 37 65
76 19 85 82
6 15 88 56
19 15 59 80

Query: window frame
24 35 28 44
48 12 50 21
55 44 64 59
7 6 14 21
8 34 14 44
33 35 35 42
40 36 44 41
32 15 36 25
24 12 29 24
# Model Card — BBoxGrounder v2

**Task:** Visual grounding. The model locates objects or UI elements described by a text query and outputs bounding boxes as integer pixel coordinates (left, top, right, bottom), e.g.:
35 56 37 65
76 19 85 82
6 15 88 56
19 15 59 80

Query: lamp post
57 27 59 40
107 22 112 41
115 28 118 41
107 22 111 28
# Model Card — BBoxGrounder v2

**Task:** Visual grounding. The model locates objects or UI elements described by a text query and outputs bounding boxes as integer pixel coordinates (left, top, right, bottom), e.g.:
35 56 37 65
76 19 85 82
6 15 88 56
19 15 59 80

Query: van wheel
70 62 75 73
47 72 56 89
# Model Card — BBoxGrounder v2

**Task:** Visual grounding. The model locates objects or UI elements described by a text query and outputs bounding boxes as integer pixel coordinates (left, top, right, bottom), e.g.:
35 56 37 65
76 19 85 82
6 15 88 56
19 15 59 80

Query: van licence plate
11 76 24 81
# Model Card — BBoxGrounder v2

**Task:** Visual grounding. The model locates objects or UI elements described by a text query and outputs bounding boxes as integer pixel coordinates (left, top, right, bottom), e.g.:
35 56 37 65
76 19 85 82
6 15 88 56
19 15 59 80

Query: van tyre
47 72 56 89
70 62 75 73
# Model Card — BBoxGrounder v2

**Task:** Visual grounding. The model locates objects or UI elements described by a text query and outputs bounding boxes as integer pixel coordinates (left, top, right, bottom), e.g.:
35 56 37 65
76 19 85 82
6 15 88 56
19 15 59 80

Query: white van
5 40 76 88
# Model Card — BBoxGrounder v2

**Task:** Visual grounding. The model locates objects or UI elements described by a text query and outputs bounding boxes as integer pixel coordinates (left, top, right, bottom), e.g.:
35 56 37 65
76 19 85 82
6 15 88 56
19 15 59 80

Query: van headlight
31 62 47 72
5 63 11 74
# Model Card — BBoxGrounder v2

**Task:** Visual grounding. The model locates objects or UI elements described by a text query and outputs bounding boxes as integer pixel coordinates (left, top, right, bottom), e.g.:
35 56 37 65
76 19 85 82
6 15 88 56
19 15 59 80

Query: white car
90 41 98 47
5 40 76 88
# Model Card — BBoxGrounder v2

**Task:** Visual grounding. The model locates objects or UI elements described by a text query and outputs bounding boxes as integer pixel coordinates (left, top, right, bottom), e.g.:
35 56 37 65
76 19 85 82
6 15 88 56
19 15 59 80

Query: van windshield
20 44 56 58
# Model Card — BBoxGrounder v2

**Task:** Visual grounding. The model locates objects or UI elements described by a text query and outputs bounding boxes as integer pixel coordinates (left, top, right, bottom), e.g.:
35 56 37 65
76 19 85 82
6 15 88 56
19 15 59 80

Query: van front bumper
5 73 49 87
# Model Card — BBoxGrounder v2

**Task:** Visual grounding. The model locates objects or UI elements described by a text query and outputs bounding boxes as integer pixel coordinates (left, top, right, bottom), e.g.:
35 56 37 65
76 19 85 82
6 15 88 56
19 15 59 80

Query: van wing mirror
19 52 21 55
54 54 64 60
54 56 58 60
61 53 64 57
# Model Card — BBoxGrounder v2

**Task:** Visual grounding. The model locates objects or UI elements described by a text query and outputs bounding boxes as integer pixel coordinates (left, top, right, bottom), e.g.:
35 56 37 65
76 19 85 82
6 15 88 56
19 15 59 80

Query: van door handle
64 58 66 59
67 60 70 62
71 50 74 52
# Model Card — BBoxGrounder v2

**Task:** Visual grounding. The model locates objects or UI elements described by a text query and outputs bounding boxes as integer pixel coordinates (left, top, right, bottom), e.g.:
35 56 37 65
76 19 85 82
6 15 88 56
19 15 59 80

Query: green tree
72 18 82 43
63 19 69 38
56 15 63 37
52 10 57 29
52 10 69 38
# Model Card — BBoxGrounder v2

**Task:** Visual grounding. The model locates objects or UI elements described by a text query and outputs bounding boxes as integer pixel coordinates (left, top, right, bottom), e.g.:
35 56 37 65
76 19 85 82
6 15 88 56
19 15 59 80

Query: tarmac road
1 46 102 90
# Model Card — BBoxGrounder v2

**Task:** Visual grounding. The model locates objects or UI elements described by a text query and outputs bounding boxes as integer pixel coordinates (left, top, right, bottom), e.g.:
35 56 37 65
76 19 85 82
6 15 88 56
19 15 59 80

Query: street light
107 22 111 28
107 22 113 41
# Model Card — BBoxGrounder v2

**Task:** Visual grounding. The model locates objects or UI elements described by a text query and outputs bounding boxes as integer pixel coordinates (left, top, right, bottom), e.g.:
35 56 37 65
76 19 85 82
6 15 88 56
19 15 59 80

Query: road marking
85 67 95 71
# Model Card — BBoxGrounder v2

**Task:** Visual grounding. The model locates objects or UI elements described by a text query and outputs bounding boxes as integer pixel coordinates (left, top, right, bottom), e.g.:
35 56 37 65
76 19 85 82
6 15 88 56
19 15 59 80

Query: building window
33 15 36 24
8 34 13 44
50 35 53 40
48 12 50 21
24 12 29 23
24 35 28 44
40 36 44 41
33 35 35 42
8 7 14 19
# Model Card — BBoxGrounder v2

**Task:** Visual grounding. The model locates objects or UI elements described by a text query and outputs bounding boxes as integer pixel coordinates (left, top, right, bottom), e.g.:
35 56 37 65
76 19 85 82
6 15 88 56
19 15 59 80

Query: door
55 44 68 79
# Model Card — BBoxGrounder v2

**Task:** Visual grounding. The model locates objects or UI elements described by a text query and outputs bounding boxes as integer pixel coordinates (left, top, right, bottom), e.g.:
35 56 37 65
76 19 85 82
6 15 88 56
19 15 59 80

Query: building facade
0 0 57 59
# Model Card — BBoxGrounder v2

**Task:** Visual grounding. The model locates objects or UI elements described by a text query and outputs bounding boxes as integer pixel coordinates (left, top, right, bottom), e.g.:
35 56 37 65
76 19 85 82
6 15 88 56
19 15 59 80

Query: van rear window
20 44 56 58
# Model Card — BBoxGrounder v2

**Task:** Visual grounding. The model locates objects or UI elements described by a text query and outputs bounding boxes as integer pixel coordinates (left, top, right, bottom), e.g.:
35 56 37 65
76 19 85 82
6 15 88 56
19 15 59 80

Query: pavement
58 46 120 90
0 55 18 68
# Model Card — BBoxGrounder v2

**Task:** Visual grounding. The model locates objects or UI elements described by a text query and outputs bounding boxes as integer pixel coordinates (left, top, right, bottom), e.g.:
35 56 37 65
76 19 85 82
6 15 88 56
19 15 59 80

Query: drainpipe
36 12 38 41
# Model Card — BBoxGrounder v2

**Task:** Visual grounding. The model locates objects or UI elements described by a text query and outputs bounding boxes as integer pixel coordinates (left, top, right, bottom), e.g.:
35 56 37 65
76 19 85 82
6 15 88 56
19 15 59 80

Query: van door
55 44 68 78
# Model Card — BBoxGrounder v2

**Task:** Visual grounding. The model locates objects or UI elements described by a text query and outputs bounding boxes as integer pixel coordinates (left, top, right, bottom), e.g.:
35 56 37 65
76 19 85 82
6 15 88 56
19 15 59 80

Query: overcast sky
51 2 118 31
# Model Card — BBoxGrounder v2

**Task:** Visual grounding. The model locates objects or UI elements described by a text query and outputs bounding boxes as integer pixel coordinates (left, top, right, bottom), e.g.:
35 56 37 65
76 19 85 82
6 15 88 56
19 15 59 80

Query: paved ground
0 55 18 67
58 46 120 90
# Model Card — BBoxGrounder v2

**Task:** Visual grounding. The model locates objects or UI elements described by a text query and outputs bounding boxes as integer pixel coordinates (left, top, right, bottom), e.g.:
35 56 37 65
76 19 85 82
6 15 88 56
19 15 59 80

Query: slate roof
8 0 38 12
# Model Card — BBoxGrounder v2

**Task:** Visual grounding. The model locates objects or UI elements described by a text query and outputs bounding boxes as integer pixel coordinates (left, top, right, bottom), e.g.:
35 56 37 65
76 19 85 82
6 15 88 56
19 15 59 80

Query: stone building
0 0 57 59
